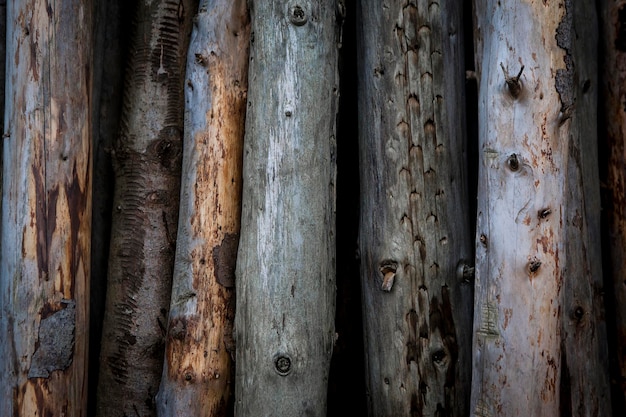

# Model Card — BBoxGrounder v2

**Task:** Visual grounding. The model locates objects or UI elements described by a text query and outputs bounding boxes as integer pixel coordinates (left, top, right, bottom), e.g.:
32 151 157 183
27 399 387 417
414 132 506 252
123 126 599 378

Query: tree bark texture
234 1 340 416
471 1 574 416
601 1 626 413
156 1 250 415
0 0 93 415
95 1 195 415
356 1 473 416
561 2 612 416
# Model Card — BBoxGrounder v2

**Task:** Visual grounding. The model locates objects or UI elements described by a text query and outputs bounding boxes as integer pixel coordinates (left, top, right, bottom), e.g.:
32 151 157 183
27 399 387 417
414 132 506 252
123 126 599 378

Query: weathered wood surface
560 2 612 415
357 1 473 415
95 1 195 415
0 0 93 415
234 1 341 416
156 0 250 415
471 1 574 415
601 1 626 413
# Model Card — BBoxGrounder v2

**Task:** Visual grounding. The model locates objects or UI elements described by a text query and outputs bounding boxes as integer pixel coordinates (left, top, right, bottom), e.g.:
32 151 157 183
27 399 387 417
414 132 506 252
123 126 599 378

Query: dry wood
96 1 195 415
234 1 341 415
156 0 250 415
357 1 473 415
0 0 93 415
471 1 574 415
601 1 626 412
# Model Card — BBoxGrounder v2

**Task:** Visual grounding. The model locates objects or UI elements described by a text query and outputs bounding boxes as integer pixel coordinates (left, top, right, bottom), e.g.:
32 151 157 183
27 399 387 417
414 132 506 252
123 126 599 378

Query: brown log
0 0 93 415
155 0 250 415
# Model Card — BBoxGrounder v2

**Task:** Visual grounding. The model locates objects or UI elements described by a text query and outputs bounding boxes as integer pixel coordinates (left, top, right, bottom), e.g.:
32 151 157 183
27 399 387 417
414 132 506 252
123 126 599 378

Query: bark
155 1 249 415
0 0 93 415
234 1 341 416
471 1 574 415
601 1 626 413
560 2 612 415
95 1 195 415
356 1 472 416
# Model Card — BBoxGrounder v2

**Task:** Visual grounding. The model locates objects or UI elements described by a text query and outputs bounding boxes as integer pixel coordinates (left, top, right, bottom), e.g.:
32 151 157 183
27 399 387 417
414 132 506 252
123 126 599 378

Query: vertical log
156 0 250 415
471 1 573 415
356 1 472 415
234 1 341 416
560 2 612 415
0 0 93 415
95 1 195 415
601 1 626 413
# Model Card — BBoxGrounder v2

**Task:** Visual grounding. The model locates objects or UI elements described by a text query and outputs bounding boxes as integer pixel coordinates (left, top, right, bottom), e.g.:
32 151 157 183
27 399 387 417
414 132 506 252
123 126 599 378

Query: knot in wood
288 3 307 26
274 354 292 376
507 153 520 172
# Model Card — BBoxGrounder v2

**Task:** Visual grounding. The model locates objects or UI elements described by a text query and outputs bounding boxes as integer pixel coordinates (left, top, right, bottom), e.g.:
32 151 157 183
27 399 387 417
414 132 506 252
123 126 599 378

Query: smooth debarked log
234 1 341 416
156 0 250 415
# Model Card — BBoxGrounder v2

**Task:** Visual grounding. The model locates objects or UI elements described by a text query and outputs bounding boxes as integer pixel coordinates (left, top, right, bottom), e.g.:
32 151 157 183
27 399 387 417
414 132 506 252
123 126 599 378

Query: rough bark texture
0 0 93 415
471 1 573 415
155 1 250 415
560 2 612 416
95 1 195 415
356 1 472 416
601 1 626 413
234 1 340 416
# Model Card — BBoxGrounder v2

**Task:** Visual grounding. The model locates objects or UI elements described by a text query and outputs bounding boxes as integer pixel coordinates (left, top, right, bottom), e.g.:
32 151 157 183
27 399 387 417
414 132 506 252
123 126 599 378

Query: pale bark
234 1 340 416
560 2 612 415
471 2 573 416
0 0 93 415
601 1 626 412
96 1 195 415
156 0 249 415
356 0 472 415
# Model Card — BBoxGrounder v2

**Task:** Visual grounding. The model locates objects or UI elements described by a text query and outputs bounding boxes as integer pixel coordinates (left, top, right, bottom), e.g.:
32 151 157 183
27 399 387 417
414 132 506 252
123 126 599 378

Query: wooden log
0 0 93 415
560 1 612 415
600 1 626 413
234 1 341 416
95 1 195 415
356 1 473 415
470 1 574 415
155 0 250 415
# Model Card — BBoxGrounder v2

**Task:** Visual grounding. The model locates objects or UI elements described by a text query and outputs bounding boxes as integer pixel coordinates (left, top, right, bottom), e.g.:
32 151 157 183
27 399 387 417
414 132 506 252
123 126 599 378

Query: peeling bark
95 1 195 415
357 1 473 415
0 0 93 415
234 1 341 416
156 1 250 415
471 1 574 415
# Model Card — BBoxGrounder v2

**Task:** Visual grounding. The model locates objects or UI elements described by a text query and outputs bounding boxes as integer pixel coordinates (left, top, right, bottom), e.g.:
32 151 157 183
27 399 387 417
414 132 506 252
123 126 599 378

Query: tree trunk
356 1 472 416
234 1 340 416
0 0 93 415
470 2 574 415
95 1 195 415
601 1 626 413
560 2 612 415
156 1 249 415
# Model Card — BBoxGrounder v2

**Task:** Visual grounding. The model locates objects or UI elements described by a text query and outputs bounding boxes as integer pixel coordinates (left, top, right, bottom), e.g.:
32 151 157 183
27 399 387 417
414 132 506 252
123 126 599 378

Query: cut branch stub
379 261 398 292
500 62 524 98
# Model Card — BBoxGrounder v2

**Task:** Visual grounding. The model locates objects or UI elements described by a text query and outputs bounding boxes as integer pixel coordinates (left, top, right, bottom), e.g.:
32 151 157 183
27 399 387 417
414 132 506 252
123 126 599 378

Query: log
471 1 574 415
234 1 341 415
156 0 250 415
356 1 473 415
95 1 195 415
0 0 93 415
